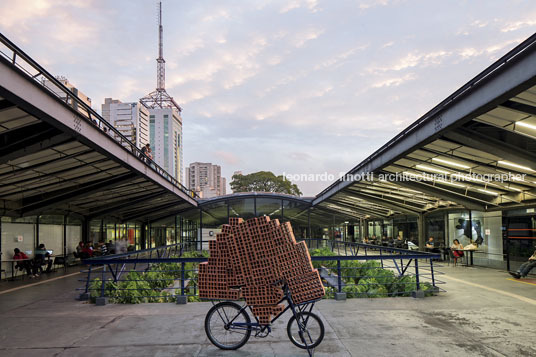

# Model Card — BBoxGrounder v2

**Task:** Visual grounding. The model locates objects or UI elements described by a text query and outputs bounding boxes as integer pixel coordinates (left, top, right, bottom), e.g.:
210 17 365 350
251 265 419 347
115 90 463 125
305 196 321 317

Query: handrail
315 32 536 200
0 32 198 199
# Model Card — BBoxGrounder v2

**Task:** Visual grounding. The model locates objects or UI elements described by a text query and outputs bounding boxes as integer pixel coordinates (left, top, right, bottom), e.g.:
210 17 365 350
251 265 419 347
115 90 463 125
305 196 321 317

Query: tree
230 171 302 196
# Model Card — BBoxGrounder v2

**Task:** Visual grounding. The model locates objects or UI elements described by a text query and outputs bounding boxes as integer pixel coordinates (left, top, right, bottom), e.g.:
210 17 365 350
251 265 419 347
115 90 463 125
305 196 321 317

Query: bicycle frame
210 284 319 336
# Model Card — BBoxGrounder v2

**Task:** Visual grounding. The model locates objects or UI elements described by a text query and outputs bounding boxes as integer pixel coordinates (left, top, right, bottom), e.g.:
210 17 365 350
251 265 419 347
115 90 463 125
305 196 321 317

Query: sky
1 0 536 196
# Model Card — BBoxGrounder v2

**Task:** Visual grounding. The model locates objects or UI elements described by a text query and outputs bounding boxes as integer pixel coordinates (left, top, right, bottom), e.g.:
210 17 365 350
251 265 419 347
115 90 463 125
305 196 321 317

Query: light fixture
435 179 465 188
498 160 535 172
516 121 536 130
415 164 450 175
432 157 470 169
478 188 499 196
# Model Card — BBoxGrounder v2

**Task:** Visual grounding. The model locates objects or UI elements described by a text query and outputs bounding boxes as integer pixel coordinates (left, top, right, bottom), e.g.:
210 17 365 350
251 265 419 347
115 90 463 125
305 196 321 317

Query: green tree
230 171 302 196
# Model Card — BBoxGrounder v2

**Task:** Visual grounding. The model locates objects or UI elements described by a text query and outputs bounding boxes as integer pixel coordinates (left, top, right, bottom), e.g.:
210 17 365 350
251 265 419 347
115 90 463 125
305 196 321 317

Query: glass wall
1 215 81 276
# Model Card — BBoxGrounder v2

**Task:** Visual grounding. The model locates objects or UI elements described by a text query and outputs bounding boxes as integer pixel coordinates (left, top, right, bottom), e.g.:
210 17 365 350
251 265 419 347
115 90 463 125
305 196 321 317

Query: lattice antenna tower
140 1 182 112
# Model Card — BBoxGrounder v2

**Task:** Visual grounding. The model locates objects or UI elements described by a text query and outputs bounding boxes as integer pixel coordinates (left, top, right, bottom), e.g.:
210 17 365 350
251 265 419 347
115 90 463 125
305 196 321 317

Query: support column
36 215 40 246
418 213 425 250
307 208 311 239
82 218 89 243
199 209 203 251
63 216 67 258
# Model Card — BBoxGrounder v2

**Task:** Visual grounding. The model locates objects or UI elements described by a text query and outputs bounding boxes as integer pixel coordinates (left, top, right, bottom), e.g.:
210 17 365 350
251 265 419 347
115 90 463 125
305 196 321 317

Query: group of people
75 238 130 259
13 244 53 278
363 235 409 248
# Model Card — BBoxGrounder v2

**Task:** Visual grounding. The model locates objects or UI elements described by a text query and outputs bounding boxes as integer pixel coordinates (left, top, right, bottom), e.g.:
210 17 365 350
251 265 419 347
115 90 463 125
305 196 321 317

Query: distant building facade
149 108 183 183
186 162 226 198
43 76 91 114
102 98 150 148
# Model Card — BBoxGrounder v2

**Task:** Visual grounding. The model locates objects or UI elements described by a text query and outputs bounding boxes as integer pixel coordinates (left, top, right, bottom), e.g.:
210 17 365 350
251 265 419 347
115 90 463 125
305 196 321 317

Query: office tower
102 98 150 148
186 163 226 198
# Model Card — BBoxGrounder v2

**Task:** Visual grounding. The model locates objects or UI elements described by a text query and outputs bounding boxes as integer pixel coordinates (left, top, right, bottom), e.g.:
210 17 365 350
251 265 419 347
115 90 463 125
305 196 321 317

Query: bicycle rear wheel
287 311 325 349
205 301 252 350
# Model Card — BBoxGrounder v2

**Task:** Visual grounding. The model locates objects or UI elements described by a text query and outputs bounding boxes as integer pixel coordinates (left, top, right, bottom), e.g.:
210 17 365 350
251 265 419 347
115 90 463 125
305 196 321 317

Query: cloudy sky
1 0 536 196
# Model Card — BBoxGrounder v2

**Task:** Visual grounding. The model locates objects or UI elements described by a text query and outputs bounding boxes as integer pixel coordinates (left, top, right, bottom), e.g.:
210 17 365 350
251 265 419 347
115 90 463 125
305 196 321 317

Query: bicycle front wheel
205 301 251 350
287 311 325 349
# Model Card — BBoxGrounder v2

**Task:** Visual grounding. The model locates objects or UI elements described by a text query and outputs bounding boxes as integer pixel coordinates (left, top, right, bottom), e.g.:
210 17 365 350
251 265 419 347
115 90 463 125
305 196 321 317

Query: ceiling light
498 160 535 172
435 180 465 188
516 121 536 130
432 157 470 169
415 164 450 175
478 188 499 196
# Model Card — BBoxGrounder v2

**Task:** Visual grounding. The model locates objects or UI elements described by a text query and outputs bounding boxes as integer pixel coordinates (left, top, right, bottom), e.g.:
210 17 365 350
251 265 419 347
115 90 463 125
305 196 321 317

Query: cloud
280 0 320 14
213 150 240 165
501 19 536 33
293 27 325 48
370 73 416 88
367 50 451 73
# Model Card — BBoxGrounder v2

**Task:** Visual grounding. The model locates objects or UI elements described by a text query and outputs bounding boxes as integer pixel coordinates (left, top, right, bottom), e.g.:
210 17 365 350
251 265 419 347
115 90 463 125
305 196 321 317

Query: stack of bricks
199 216 325 324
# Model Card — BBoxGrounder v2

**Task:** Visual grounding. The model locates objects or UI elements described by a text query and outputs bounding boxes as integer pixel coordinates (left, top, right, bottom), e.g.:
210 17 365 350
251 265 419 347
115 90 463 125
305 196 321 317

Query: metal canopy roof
314 33 536 219
0 35 197 222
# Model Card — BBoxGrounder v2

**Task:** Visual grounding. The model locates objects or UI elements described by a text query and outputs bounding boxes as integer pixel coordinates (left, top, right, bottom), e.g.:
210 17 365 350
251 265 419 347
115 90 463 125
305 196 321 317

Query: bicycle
204 280 325 356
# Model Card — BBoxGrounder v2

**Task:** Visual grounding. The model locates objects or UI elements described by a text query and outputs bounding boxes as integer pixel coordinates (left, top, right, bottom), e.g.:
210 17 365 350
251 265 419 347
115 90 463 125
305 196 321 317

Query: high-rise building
186 162 226 198
149 108 183 182
102 98 150 148
140 2 184 183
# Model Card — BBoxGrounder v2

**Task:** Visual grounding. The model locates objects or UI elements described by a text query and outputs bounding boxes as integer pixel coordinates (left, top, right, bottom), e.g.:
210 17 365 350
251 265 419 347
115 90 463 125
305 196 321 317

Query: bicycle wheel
287 311 325 349
205 301 252 350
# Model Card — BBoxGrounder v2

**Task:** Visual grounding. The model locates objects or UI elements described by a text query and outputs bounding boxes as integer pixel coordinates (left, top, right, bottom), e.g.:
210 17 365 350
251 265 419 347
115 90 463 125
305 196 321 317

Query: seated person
509 250 536 279
34 243 53 273
80 243 94 259
13 248 38 278
450 239 464 258
425 237 440 253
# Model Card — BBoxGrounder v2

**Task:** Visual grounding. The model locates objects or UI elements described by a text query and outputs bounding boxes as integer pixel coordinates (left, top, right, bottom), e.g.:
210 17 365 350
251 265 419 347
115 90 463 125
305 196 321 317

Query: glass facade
149 115 155 149
163 114 169 171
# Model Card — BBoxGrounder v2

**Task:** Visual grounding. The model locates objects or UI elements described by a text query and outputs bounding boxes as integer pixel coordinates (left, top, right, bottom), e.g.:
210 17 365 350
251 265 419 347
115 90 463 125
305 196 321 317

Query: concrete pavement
0 266 534 356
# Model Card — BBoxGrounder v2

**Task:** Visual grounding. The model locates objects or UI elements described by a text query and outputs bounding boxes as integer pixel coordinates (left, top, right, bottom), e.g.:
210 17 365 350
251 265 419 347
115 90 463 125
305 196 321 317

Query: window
150 116 155 148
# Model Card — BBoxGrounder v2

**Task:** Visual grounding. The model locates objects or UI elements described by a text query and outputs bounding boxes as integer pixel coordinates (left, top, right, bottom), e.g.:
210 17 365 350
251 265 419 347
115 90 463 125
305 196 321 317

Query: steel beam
443 128 536 170
122 201 188 222
323 199 389 219
343 189 421 215
87 192 168 219
392 179 489 211
19 173 138 215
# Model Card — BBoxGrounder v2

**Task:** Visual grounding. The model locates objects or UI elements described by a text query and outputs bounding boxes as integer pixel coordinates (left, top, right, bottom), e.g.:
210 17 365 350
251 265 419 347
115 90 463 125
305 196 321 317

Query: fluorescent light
498 160 535 172
435 180 465 188
478 188 499 196
415 164 450 175
432 157 470 169
516 121 536 130
451 173 486 183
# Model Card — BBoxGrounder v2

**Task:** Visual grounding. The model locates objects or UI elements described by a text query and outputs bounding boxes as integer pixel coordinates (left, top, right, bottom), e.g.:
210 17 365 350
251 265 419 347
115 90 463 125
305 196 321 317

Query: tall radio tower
140 1 182 112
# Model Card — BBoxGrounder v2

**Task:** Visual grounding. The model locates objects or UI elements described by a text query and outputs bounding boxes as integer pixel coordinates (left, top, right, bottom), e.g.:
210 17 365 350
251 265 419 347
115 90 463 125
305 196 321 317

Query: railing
78 240 443 304
0 32 197 199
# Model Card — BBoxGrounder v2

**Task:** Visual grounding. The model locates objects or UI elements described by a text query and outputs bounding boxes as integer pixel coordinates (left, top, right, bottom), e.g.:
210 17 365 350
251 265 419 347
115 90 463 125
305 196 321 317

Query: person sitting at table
80 243 94 259
450 239 464 258
34 243 53 273
426 237 440 253
509 249 536 279
13 248 38 278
